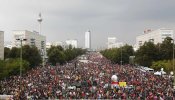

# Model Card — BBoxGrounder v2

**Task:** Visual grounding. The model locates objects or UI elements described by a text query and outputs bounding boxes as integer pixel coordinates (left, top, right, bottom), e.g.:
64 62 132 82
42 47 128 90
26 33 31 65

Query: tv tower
37 13 43 34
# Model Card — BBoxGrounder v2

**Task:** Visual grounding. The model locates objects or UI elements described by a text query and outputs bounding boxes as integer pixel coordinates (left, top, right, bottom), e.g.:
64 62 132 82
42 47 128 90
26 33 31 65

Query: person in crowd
0 52 174 99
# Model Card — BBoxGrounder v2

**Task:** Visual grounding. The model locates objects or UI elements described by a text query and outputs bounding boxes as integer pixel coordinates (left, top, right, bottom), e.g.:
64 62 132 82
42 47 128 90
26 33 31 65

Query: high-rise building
66 39 78 48
0 31 4 60
85 30 91 49
135 28 174 50
107 37 124 49
13 30 46 56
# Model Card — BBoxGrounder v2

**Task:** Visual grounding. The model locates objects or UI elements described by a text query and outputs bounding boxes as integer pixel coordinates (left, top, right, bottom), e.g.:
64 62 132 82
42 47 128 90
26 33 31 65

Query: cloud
1 0 175 49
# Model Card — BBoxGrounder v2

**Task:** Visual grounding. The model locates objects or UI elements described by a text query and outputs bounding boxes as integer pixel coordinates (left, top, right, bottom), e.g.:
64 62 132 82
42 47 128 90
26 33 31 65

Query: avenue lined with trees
101 37 175 73
0 37 174 80
0 45 85 79
0 45 41 79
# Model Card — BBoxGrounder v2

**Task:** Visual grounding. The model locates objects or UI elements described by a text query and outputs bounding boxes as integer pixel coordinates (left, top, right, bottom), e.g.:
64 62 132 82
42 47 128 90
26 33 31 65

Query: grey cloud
1 0 175 49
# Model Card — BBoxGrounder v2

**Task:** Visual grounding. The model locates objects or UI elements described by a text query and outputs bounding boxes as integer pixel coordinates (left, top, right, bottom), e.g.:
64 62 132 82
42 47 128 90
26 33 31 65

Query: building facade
46 42 52 50
0 31 4 60
108 37 116 49
135 28 174 50
46 41 66 50
85 30 91 49
13 30 46 56
107 37 124 49
65 39 78 48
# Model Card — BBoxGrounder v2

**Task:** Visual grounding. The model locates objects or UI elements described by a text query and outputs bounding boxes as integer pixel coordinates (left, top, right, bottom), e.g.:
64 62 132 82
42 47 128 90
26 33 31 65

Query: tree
7 45 42 68
57 45 64 51
5 58 30 76
47 45 64 54
0 60 5 78
135 42 158 67
22 45 42 67
159 37 173 60
48 46 65 65
100 44 134 64
151 60 173 72
4 47 10 60
9 47 20 58
120 45 134 64
0 59 29 79
47 46 86 65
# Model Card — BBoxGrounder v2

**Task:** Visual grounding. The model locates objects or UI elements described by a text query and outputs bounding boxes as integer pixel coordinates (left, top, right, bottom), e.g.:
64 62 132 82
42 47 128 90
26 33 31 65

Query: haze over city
1 0 175 49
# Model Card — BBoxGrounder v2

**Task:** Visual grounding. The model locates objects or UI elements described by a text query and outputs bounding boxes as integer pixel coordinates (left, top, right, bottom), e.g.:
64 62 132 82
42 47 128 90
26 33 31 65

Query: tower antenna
37 13 43 34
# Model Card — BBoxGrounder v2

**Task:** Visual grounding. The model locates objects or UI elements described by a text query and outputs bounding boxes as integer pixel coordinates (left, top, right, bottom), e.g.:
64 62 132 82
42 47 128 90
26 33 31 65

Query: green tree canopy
48 47 66 65
7 45 42 68
135 42 158 67
101 44 134 64
9 47 20 58
159 37 174 60
4 47 10 60
0 59 29 79
22 45 42 67
47 46 86 65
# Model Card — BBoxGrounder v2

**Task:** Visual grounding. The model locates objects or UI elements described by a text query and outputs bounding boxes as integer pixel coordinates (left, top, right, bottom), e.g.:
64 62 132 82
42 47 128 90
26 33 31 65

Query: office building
85 30 91 49
108 37 116 49
65 39 78 48
46 41 66 50
108 37 124 49
135 28 173 50
46 42 52 49
0 31 4 60
13 30 46 56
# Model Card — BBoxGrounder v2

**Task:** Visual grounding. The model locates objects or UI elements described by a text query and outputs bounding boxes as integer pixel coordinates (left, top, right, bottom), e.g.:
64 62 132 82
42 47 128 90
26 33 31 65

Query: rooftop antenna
37 13 43 34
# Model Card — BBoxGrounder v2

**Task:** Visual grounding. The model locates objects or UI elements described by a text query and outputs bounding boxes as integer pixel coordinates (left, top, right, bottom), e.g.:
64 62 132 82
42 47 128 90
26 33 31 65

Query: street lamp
16 38 27 92
120 43 124 67
168 38 175 87
41 41 45 67
172 39 175 87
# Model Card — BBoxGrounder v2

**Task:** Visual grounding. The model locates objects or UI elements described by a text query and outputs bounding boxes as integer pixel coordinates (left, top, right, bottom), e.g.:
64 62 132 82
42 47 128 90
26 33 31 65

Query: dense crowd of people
0 52 175 99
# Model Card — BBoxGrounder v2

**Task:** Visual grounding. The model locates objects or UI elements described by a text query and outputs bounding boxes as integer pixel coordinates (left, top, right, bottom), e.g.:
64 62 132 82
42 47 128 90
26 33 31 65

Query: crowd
0 52 175 99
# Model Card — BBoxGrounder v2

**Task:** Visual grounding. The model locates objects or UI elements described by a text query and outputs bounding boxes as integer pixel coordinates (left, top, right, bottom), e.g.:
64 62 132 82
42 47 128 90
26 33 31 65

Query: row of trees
0 45 42 79
101 45 134 64
0 59 29 79
135 37 173 67
47 45 86 65
0 45 86 79
135 37 174 72
4 45 42 67
101 37 174 72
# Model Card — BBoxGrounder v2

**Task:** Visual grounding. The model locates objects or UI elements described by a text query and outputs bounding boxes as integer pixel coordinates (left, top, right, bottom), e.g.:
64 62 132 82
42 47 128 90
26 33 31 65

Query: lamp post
169 39 175 85
120 43 124 67
41 41 45 67
172 39 175 87
16 38 27 92
121 46 122 67
169 38 175 87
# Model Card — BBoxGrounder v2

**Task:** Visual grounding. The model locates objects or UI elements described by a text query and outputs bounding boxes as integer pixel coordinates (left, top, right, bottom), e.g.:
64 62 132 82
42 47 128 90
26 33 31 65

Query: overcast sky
0 0 175 49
